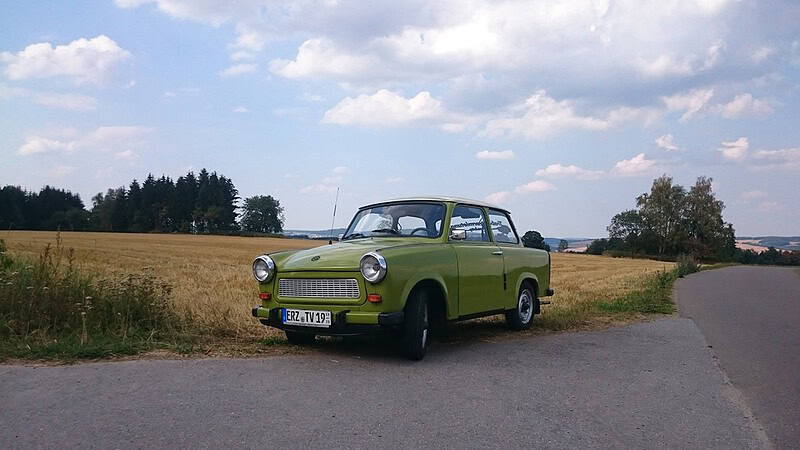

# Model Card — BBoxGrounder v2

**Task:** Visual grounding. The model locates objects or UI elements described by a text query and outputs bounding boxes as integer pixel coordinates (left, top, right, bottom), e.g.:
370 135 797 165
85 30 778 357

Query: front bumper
252 306 404 336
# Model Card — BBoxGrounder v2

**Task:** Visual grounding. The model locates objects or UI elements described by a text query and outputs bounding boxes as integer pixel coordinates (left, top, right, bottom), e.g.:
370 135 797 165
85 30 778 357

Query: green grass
0 237 193 361
533 268 679 332
593 270 677 314
698 262 739 272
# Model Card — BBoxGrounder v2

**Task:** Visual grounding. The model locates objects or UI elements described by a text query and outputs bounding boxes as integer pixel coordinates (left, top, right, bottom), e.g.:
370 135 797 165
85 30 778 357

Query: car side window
488 209 519 244
450 205 489 242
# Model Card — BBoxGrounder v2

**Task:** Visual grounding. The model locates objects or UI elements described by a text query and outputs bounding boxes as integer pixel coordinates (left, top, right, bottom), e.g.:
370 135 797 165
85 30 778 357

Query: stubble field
2 231 674 353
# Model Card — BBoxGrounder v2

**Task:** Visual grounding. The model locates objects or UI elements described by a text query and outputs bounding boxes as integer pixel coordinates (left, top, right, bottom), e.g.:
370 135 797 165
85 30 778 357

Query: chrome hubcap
519 290 533 324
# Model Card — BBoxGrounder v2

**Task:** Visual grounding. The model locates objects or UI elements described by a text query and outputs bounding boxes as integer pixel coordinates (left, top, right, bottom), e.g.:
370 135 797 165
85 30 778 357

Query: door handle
492 250 503 256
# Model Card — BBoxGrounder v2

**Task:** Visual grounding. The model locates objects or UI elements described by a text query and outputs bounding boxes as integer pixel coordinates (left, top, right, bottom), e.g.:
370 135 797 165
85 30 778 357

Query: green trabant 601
251 197 553 360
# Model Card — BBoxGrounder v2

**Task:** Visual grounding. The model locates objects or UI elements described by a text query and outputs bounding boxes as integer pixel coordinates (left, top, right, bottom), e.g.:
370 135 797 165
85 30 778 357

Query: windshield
342 202 446 240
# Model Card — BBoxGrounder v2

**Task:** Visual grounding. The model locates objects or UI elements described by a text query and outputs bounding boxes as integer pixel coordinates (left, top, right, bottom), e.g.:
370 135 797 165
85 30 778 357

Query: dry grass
2 231 318 341
2 231 674 352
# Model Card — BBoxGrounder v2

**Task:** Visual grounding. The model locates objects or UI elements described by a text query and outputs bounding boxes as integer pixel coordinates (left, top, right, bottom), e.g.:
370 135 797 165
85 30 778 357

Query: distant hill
284 228 347 239
736 236 800 252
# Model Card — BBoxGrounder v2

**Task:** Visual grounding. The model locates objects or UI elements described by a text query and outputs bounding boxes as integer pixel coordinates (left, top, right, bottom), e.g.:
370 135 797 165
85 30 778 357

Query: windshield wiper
370 228 400 235
342 232 365 241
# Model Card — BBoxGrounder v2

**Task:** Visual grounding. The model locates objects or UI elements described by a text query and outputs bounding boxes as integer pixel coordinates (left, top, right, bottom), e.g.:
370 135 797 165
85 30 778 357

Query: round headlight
360 252 387 283
252 255 275 282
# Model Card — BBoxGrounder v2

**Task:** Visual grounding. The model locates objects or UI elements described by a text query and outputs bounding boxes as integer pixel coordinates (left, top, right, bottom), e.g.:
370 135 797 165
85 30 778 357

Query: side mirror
338 233 344 242
450 229 467 241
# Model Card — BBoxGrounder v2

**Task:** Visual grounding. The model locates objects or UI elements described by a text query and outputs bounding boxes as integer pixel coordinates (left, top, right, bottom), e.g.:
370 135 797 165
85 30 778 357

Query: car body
251 196 553 359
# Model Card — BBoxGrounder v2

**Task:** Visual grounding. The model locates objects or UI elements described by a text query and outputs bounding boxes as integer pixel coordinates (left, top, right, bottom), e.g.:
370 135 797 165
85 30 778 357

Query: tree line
585 174 798 265
0 169 285 234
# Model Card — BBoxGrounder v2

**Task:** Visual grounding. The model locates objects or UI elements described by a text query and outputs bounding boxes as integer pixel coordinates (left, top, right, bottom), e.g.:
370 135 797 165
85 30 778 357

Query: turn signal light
367 294 382 303
258 292 271 301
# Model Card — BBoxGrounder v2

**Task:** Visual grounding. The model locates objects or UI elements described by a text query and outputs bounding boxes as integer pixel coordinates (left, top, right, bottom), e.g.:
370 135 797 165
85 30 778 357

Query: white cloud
711 93 773 119
634 54 694 78
757 201 782 213
230 50 256 61
750 47 774 64
485 191 510 204
718 137 749 161
701 39 725 71
33 92 97 111
323 89 472 132
116 0 744 97
515 180 556 193
300 184 338 194
219 63 257 77
0 84 97 111
385 176 405 184
751 147 800 171
233 105 249 113
270 38 375 80
535 163 603 180
48 165 76 177
163 91 176 97
300 166 349 193
18 126 152 156
739 190 766 202
18 137 75 156
483 90 640 140
612 153 656 175
300 92 323 103
1 35 131 85
662 88 714 121
655 134 679 151
321 175 342 184
115 149 139 161
475 150 515 160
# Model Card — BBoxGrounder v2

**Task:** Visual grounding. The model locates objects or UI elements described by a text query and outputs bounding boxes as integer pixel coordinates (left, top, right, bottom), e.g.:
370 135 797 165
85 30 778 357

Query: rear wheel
285 330 316 345
401 290 429 360
506 283 536 331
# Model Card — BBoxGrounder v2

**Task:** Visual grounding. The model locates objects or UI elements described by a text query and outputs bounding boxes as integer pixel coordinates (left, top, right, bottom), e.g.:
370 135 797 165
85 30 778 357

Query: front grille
278 278 360 299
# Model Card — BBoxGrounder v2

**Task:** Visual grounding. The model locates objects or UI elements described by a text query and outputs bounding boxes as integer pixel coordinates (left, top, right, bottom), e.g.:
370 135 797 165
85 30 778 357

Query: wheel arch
402 275 450 322
515 272 540 298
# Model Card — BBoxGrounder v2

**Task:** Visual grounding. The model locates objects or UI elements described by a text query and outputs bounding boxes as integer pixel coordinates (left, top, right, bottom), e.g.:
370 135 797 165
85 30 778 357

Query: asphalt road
676 266 800 448
1 318 767 449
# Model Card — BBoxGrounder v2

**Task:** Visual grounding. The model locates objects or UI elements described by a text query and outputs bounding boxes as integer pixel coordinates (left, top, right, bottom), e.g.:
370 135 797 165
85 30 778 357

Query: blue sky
1 0 798 237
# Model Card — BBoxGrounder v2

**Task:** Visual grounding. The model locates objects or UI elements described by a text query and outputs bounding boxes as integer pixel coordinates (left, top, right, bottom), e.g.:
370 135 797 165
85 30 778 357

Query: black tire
506 282 536 331
401 289 430 360
285 330 316 345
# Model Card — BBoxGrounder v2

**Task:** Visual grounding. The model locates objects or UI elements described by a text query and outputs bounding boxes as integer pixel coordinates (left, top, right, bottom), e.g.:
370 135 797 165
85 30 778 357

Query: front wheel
285 330 316 345
506 283 536 331
401 290 429 360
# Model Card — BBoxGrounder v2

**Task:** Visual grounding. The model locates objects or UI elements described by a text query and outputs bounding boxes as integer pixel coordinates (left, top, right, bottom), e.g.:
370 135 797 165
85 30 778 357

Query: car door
487 208 522 309
449 205 505 317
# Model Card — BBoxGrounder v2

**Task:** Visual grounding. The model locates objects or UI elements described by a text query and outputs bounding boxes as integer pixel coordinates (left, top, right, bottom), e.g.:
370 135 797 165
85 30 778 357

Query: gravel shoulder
1 318 768 449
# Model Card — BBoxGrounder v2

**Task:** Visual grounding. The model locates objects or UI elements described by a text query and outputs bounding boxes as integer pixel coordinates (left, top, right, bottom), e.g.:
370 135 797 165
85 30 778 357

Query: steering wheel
409 227 432 237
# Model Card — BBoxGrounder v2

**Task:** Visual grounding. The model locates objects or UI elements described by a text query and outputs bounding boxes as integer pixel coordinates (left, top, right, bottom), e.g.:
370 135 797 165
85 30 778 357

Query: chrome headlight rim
252 255 275 283
360 251 387 283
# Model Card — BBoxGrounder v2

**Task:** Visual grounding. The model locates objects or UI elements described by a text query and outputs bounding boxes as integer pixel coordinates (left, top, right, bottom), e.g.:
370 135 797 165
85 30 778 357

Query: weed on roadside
0 236 191 360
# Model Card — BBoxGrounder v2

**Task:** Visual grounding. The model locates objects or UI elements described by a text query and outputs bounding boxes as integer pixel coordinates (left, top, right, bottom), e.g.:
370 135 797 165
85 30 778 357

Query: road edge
673 276 774 449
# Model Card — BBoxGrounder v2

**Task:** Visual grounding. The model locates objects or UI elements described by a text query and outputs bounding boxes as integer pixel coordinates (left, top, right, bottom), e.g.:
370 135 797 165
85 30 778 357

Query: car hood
271 238 425 272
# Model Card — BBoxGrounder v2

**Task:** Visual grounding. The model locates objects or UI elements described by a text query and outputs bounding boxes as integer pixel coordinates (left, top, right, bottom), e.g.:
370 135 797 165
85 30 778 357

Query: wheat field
2 231 674 341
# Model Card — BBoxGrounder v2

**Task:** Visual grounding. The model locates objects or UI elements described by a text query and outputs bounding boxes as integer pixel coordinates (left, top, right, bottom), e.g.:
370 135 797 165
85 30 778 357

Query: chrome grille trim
278 278 360 299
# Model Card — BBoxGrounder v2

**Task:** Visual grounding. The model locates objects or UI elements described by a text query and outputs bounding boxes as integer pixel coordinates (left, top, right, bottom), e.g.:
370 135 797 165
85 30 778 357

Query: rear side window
450 205 489 242
488 209 519 244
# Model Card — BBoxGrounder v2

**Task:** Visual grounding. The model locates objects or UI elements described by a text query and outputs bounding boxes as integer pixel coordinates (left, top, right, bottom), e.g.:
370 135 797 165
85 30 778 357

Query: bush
675 254 698 277
0 236 184 358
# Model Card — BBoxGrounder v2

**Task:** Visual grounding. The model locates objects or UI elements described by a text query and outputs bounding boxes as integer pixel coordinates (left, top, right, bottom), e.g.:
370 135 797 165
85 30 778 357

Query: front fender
398 272 450 312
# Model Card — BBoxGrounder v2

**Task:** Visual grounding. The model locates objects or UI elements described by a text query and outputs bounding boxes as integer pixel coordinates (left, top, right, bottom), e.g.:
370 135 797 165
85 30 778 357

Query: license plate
282 309 331 328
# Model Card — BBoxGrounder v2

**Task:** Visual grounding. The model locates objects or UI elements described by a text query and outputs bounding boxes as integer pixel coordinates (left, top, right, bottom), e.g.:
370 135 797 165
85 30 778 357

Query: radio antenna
328 187 340 245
